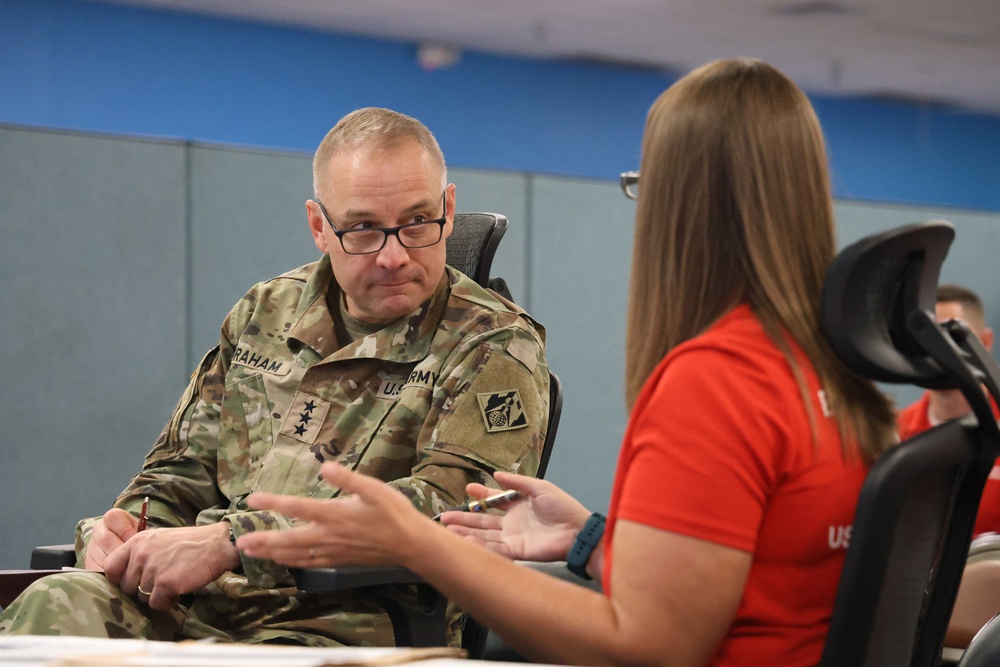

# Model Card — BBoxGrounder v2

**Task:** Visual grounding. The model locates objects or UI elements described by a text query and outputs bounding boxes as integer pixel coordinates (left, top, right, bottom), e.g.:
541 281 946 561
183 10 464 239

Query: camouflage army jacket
77 258 549 589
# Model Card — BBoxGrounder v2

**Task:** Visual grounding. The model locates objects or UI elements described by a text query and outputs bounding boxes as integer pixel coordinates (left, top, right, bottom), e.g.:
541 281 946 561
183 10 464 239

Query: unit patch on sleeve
279 392 331 444
477 390 529 433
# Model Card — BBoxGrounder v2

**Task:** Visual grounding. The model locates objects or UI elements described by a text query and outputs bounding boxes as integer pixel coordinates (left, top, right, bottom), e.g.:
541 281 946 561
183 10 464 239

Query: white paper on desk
128 642 420 666
0 635 464 666
0 635 148 663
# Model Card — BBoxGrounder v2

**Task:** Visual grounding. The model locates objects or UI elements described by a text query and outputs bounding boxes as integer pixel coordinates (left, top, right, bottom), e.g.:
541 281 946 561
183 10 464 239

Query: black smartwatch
566 513 606 580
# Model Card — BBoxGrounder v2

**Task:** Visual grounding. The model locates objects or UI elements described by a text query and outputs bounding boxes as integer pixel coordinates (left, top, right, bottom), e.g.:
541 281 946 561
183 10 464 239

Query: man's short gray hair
312 108 446 198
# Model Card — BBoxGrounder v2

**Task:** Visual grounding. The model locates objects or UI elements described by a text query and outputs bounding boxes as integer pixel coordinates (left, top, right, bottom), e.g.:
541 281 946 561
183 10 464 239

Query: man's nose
375 233 409 268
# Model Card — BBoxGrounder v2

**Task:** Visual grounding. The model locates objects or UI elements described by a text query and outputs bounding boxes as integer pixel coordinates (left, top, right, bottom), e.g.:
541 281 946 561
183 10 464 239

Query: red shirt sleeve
616 342 809 553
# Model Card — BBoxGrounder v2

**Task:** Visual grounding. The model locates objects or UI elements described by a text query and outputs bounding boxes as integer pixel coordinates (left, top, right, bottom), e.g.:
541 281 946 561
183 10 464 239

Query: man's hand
84 508 140 572
439 470 592 562
103 522 241 611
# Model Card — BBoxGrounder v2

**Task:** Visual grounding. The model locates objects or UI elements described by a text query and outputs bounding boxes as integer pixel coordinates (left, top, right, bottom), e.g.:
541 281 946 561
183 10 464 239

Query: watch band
566 513 606 580
226 523 245 574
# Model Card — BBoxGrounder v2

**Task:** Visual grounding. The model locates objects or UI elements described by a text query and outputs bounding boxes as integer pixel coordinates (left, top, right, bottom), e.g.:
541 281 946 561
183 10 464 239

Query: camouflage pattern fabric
0 258 549 645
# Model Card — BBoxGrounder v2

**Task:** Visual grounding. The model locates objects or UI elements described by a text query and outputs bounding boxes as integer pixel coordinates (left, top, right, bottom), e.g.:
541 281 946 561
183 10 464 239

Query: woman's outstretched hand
237 462 426 568
440 470 592 563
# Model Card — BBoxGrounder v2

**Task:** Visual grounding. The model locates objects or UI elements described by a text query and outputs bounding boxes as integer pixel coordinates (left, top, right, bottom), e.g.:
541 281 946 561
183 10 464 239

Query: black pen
433 489 522 521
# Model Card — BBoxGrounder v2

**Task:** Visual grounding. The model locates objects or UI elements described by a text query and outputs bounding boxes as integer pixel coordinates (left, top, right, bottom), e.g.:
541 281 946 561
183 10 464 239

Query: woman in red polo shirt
239 58 897 666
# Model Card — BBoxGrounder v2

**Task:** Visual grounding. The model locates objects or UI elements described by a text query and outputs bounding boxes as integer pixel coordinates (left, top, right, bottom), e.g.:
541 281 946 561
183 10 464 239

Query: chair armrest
292 566 447 647
0 570 65 609
31 544 76 570
0 545 76 610
292 565 426 592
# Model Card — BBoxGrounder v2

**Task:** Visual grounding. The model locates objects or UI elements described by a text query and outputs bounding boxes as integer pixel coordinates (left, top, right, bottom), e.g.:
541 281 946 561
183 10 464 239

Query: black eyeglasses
620 171 639 200
316 192 447 255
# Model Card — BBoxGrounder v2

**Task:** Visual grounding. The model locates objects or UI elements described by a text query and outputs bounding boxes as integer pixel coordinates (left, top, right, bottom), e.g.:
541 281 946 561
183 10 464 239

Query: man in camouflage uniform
0 108 549 645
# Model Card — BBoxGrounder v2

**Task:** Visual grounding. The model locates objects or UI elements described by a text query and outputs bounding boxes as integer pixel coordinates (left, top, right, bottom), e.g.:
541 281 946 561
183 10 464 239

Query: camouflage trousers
0 571 459 645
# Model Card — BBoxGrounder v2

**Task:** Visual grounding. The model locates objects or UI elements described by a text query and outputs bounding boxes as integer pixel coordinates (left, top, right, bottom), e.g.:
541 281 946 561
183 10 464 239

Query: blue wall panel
2 0 999 210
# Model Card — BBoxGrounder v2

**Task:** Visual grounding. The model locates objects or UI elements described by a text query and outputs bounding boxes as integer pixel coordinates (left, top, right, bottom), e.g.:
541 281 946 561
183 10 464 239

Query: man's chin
351 281 436 322
365 295 422 323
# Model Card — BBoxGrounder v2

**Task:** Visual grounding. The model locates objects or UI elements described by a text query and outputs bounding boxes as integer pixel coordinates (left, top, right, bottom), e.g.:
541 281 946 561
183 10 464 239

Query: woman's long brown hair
625 58 895 462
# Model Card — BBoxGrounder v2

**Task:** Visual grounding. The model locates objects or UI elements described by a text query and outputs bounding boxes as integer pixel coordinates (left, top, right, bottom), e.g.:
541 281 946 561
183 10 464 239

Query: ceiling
92 0 1000 115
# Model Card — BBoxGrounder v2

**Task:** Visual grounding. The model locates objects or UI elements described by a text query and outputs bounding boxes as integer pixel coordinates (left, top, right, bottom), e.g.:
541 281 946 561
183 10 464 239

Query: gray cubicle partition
0 126 188 569
2 123 999 571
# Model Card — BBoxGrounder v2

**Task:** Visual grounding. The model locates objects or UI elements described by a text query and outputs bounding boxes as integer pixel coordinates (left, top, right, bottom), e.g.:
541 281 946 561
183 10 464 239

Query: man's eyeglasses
317 192 447 255
620 171 639 200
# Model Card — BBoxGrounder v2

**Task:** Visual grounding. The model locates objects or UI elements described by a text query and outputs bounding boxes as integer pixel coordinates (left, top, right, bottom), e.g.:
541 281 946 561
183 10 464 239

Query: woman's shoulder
637 304 818 418
672 304 788 368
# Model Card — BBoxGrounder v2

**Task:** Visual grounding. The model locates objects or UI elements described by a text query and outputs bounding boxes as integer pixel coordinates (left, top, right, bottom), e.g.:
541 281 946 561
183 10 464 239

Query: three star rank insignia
280 393 330 444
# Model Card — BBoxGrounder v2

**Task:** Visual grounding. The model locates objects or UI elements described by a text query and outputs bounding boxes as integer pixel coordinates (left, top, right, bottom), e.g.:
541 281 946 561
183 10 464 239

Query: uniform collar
287 255 452 364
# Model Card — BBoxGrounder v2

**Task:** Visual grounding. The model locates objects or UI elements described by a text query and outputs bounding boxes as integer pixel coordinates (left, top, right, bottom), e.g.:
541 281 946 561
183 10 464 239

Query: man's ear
306 201 329 254
981 327 994 352
442 184 456 240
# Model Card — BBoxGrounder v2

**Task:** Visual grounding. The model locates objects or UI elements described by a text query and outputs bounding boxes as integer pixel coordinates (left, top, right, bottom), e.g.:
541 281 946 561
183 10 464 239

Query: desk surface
0 635 562 666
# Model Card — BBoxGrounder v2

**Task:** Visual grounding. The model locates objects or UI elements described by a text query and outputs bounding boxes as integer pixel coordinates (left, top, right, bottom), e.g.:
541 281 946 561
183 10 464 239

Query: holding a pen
137 496 149 533
433 489 521 521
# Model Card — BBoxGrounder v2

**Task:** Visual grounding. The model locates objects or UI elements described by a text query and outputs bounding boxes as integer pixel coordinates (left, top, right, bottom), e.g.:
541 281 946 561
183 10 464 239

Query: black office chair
817 220 1000 667
446 212 514 301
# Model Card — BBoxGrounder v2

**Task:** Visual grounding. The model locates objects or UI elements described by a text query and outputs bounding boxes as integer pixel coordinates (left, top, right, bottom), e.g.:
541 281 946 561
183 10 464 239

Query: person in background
0 107 549 646
237 58 896 667
897 284 1000 538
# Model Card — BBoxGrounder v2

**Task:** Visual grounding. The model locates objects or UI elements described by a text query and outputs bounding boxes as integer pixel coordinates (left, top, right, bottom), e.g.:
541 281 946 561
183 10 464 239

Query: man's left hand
103 522 240 610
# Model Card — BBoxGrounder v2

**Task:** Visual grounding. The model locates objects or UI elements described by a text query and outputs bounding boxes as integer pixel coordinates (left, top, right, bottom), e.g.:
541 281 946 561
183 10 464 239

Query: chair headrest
446 213 508 287
820 220 955 388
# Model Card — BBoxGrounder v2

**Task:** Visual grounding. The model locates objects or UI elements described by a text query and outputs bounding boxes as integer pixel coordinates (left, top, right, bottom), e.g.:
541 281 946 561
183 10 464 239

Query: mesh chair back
446 213 508 286
821 420 982 667
819 220 1000 667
